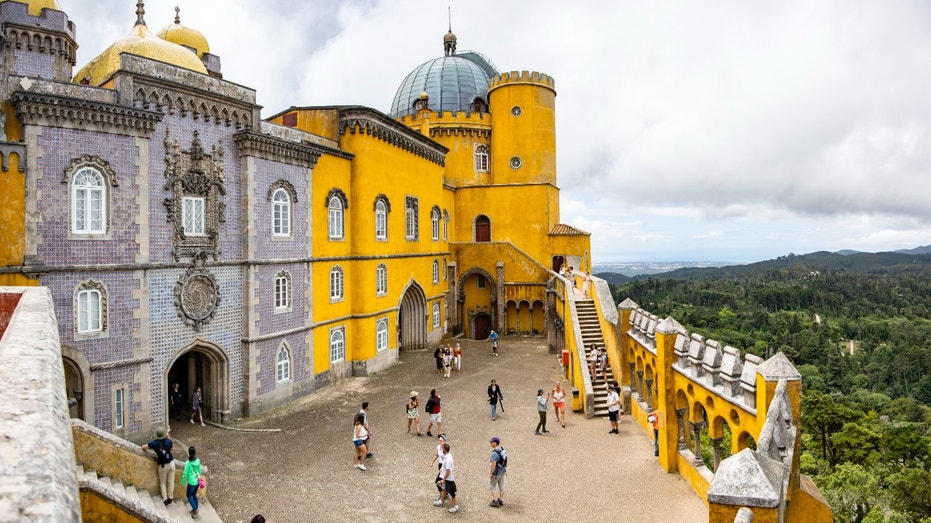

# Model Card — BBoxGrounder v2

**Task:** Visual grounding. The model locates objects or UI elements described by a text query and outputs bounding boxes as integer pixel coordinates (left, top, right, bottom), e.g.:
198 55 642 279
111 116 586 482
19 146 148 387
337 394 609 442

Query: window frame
183 196 206 236
432 302 440 328
474 144 490 172
376 318 389 351
329 265 344 302
272 188 292 237
114 388 125 429
375 200 388 240
328 196 344 240
431 207 440 241
71 167 107 235
274 271 291 312
433 259 439 285
276 344 291 382
330 327 346 363
376 263 388 296
405 196 419 241
76 288 102 333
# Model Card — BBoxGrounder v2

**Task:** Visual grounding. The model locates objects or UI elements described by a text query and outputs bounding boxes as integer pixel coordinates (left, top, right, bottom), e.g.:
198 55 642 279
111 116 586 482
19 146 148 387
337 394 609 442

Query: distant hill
896 245 931 255
627 250 931 281
594 272 634 285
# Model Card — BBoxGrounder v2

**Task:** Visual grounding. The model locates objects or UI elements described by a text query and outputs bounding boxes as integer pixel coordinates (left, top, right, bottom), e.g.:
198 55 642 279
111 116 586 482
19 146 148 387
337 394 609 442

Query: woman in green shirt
181 446 202 516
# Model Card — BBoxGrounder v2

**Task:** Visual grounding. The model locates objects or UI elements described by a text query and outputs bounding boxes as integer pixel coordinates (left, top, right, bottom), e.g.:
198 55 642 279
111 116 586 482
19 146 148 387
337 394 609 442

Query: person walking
140 426 175 506
430 434 448 505
489 330 498 356
357 402 373 458
180 446 201 517
434 345 444 373
551 381 567 428
352 414 369 470
487 379 504 421
169 383 184 421
425 389 442 436
648 408 661 456
442 346 452 378
583 271 592 298
453 343 462 372
407 391 422 435
488 437 507 508
587 344 598 380
535 388 549 435
607 383 622 434
437 443 460 513
190 386 205 426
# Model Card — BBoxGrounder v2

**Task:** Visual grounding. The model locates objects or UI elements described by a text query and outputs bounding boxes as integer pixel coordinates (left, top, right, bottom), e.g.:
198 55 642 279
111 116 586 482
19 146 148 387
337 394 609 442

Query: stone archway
165 338 230 425
61 345 93 422
398 280 427 351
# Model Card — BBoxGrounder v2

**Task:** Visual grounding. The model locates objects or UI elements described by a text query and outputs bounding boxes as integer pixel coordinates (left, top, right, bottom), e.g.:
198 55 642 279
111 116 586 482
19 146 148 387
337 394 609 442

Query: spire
135 1 146 27
443 7 457 56
174 5 181 24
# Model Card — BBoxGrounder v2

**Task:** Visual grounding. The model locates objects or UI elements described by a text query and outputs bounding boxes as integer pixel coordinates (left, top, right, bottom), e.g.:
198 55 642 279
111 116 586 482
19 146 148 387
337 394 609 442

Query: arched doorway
474 215 491 242
165 338 230 425
61 346 93 422
398 280 427 351
552 255 565 273
473 313 492 340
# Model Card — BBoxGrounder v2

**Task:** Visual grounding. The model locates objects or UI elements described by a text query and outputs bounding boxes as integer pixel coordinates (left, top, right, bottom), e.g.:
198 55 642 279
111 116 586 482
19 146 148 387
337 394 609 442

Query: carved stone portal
174 252 221 330
163 129 226 261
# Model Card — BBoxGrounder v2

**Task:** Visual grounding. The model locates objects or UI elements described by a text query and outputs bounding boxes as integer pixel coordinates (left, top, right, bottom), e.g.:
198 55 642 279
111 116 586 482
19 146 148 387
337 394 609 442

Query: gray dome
390 51 498 118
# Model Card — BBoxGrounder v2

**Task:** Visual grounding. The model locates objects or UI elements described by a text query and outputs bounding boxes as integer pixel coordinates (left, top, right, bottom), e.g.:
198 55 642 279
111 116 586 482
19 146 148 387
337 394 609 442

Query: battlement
397 110 492 127
489 70 556 92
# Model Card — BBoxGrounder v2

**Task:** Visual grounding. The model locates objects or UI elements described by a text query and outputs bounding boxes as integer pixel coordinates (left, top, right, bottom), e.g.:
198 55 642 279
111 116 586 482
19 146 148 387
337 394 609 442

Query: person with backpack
488 437 507 508
141 426 175 506
357 402 373 458
425 389 442 437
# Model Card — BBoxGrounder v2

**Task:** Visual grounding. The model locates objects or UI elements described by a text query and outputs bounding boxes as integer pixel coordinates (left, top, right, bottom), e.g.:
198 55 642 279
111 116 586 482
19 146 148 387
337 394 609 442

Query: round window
509 156 522 169
511 106 522 117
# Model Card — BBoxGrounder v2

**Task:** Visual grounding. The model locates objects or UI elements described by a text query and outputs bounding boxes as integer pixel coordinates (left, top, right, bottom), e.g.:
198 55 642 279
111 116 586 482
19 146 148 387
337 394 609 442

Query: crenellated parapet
488 70 556 94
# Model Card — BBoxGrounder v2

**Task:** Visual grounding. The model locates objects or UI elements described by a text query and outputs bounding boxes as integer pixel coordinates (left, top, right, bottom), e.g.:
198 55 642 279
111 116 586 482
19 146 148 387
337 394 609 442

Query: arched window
431 207 440 241
330 328 346 362
443 210 449 241
274 271 291 311
276 344 291 382
328 196 344 240
405 196 418 240
475 215 491 242
432 303 440 328
376 319 389 351
330 265 344 301
433 259 439 284
375 200 387 240
72 168 106 235
376 264 388 296
272 188 291 236
474 144 489 172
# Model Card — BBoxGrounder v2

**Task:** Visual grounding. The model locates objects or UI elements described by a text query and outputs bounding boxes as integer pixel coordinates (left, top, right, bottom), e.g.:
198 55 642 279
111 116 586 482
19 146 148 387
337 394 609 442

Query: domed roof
0 0 61 16
157 7 210 58
73 18 207 86
389 50 498 118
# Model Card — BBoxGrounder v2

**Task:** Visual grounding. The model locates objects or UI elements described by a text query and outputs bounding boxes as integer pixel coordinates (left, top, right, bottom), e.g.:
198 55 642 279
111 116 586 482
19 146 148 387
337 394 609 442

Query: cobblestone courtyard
169 337 708 522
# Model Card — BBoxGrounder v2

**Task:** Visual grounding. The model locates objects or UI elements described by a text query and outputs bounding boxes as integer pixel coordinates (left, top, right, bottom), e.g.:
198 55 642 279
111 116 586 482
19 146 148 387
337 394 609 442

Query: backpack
494 447 508 470
152 439 173 465
425 397 437 414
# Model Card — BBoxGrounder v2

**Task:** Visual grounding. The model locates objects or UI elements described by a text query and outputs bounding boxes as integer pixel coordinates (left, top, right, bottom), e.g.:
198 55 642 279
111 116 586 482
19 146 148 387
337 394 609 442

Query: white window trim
432 303 440 328
474 144 489 172
330 266 344 302
431 209 440 241
114 387 125 429
71 168 107 236
376 264 388 297
376 318 389 352
276 344 292 382
375 201 387 241
274 271 291 312
330 327 346 363
183 196 206 236
272 188 292 237
432 260 439 285
328 197 344 240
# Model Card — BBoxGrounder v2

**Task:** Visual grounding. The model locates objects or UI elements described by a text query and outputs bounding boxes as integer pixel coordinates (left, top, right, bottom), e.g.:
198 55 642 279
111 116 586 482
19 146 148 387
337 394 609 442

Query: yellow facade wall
0 134 35 287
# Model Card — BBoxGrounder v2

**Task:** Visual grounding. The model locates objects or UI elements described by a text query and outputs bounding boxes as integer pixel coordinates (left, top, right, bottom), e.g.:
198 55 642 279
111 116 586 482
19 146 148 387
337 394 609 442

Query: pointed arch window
330 265 344 301
376 263 388 296
276 344 291 382
330 327 346 363
443 209 449 241
433 259 440 285
431 206 441 241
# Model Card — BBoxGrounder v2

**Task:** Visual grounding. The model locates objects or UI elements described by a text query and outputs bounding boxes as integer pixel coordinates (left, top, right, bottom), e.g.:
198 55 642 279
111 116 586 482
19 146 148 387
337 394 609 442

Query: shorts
608 410 619 422
553 401 565 408
353 439 364 448
429 413 442 424
443 480 457 497
489 473 506 492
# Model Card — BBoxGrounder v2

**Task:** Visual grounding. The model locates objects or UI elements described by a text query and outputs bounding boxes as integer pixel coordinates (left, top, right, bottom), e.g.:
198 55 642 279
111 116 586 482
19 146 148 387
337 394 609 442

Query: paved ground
169 337 708 522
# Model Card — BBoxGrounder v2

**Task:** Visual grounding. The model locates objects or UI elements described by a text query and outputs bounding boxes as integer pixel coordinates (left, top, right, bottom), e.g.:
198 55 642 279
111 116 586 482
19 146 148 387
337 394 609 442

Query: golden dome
0 0 61 16
157 7 210 58
73 22 207 86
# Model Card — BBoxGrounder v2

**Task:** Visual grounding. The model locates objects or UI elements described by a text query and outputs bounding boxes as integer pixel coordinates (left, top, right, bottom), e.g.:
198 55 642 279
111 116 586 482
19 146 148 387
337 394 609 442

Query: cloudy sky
63 0 931 262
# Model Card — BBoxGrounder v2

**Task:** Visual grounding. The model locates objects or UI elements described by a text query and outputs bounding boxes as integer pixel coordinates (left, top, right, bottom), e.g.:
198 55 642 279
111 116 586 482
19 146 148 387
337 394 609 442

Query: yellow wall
0 117 36 286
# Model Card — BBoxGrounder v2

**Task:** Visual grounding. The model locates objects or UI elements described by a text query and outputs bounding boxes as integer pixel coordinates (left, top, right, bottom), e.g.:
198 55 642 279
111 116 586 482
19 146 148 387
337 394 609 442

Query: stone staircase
576 299 615 416
76 464 221 522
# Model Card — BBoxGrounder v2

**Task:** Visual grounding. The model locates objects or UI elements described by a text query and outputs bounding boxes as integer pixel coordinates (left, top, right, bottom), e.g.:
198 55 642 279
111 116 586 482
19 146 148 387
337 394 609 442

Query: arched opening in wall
737 431 757 452
531 300 544 335
398 280 427 351
703 417 733 472
62 357 86 421
552 256 564 273
472 313 492 340
505 300 518 335
517 300 531 336
165 339 230 425
474 215 491 242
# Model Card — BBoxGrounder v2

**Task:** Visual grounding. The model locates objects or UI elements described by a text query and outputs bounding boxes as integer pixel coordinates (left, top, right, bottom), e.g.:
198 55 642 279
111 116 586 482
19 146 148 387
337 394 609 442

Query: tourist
357 402 373 457
598 349 610 382
140 426 175 506
648 408 661 456
430 434 448 504
407 391 422 436
488 437 507 508
607 383 622 434
425 389 442 436
453 343 462 371
169 382 184 421
583 271 592 298
181 446 202 517
190 386 205 426
434 345 444 373
437 443 459 513
490 330 498 356
442 346 452 378
487 379 504 420
587 344 599 380
352 414 368 470
535 388 549 435
551 381 567 428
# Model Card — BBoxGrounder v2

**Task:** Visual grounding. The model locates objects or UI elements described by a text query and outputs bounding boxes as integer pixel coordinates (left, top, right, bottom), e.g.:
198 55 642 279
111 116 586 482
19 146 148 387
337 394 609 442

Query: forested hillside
609 253 931 522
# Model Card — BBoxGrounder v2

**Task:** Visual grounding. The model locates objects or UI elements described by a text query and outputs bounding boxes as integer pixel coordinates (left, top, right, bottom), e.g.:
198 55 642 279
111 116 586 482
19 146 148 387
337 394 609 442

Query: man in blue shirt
490 330 498 356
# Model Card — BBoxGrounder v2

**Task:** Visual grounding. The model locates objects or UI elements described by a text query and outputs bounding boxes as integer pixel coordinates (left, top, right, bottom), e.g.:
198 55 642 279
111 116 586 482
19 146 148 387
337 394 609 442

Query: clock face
511 106 522 117
509 156 522 169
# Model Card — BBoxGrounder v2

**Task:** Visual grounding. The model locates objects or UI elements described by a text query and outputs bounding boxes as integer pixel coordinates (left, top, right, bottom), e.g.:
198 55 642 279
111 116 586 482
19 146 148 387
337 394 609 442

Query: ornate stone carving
325 187 348 209
74 279 108 334
174 251 221 329
163 129 226 261
267 179 298 202
62 154 119 186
